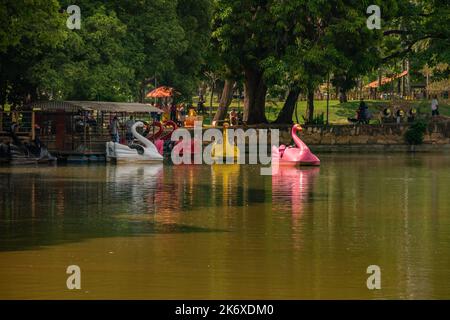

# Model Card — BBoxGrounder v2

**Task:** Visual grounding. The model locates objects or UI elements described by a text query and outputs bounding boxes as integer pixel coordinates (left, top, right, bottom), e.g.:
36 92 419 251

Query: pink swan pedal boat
272 124 320 166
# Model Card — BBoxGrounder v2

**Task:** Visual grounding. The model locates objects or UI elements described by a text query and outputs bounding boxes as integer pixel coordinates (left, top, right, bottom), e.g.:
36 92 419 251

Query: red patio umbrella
146 86 176 98
365 71 409 88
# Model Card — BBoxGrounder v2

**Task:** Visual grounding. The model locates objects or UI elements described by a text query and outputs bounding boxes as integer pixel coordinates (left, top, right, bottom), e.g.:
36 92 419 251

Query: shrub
405 120 428 145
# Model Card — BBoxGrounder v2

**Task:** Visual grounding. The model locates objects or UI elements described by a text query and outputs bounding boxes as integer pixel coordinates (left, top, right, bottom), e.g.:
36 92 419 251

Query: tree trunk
243 67 268 124
305 89 315 124
213 79 235 123
274 87 301 124
199 82 207 101
209 81 215 120
378 69 382 87
405 59 410 98
0 80 7 108
339 89 348 103
139 83 145 103
359 78 363 100
138 78 155 103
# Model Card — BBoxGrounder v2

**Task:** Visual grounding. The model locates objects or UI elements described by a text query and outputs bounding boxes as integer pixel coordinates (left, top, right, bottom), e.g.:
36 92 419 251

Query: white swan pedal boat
106 122 164 163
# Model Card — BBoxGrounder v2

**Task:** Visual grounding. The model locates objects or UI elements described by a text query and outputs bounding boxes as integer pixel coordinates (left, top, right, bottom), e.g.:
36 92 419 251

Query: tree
274 86 301 124
1 0 214 105
203 70 220 118
382 0 450 65
272 0 405 123
271 1 371 123
111 0 188 101
31 7 134 101
110 0 213 102
212 0 281 124
213 79 235 123
0 0 66 107
171 0 214 101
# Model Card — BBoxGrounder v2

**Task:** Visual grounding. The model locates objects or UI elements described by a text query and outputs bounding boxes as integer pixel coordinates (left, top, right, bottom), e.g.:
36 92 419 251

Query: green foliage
171 0 213 100
1 0 448 115
382 0 450 66
212 0 402 123
405 120 428 145
1 0 213 106
0 0 67 106
31 8 134 101
0 0 66 53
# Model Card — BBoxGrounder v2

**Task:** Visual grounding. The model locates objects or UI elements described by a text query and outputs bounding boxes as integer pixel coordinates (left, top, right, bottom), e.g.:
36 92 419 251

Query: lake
0 154 449 299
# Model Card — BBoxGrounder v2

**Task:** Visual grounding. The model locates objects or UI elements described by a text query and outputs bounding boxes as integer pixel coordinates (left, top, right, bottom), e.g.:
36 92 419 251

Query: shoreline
1 144 449 166
309 144 450 153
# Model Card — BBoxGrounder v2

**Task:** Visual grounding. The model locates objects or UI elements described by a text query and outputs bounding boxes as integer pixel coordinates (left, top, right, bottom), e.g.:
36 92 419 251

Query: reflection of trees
0 165 220 252
303 154 450 298
1 156 450 298
0 166 111 220
156 164 267 215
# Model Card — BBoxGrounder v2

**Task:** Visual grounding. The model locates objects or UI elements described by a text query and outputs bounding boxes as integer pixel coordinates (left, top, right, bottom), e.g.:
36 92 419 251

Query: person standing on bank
170 103 177 122
431 95 439 117
110 116 121 143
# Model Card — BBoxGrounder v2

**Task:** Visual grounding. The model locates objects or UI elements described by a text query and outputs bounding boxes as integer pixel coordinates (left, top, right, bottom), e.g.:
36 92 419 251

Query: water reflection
1 154 450 299
211 164 241 207
106 164 163 215
0 165 218 252
272 167 320 215
271 167 320 251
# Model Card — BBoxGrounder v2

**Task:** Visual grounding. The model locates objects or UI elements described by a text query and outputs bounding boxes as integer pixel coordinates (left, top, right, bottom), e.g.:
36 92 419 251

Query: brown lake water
0 154 450 299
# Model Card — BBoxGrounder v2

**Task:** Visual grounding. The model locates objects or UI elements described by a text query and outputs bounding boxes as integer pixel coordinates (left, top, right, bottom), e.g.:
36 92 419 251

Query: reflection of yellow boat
211 164 240 188
211 124 240 161
211 164 240 205
211 163 240 175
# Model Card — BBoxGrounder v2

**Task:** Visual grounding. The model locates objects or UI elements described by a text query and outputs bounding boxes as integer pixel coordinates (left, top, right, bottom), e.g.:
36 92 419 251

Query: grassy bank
199 99 450 124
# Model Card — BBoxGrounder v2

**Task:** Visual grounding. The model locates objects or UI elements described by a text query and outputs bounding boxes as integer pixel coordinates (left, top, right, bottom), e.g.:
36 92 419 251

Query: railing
0 111 33 144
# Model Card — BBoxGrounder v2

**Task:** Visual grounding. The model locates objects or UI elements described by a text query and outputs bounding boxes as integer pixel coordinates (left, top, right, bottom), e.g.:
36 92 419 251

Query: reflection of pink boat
272 124 320 166
272 167 320 215
272 166 319 250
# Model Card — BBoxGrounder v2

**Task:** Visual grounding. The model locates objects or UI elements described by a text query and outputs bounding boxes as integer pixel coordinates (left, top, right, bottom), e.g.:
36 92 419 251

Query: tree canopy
0 0 213 106
0 0 448 123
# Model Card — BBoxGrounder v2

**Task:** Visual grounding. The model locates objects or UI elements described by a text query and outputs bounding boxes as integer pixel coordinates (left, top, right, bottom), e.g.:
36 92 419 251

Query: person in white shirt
431 96 439 116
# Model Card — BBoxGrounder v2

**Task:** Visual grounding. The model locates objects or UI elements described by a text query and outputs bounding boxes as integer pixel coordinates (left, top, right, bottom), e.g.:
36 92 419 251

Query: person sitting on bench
407 108 416 123
348 101 371 124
